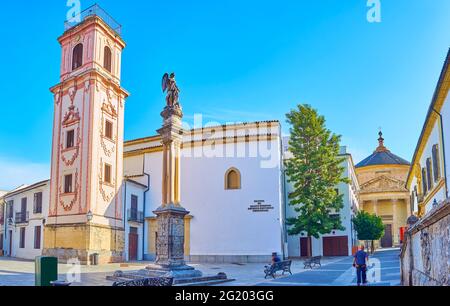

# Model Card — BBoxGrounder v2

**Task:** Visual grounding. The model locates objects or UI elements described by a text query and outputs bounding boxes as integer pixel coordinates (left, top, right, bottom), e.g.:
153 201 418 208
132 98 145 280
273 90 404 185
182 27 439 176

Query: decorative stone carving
62 105 81 127
360 175 408 193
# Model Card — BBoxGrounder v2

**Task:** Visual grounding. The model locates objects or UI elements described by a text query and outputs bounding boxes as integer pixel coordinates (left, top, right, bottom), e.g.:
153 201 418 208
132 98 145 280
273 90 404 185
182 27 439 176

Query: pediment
360 175 408 193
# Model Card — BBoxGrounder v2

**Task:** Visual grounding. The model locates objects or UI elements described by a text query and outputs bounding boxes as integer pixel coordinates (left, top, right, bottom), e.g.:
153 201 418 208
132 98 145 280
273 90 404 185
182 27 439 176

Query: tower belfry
44 5 129 264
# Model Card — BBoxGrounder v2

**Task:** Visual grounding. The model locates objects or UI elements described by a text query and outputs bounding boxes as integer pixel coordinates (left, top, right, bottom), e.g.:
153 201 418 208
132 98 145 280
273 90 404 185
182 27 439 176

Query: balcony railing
128 209 144 223
64 4 122 35
15 212 29 224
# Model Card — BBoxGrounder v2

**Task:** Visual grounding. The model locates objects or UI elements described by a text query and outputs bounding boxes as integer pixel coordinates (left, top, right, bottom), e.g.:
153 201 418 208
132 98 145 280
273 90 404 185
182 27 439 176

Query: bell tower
44 5 129 264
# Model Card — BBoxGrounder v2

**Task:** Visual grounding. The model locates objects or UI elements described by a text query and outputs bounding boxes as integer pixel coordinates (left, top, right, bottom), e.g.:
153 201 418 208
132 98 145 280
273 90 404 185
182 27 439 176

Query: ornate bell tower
44 6 129 264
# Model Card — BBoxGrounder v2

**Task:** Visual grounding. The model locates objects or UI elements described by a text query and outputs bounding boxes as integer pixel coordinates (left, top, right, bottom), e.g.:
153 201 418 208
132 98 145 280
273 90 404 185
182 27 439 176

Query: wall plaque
248 200 274 213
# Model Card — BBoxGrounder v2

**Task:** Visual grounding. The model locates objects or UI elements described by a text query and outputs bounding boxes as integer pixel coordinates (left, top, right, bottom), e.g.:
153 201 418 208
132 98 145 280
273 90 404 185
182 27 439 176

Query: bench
112 277 174 287
264 260 292 279
303 256 322 269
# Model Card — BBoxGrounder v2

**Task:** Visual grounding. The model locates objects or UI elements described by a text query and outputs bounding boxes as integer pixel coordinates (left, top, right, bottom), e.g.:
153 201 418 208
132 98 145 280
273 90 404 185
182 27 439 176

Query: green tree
285 104 349 243
352 211 385 254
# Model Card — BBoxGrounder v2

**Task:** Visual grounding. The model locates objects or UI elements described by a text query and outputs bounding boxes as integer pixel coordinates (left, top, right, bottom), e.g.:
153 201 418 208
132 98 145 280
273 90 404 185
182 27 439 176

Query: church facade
355 133 411 248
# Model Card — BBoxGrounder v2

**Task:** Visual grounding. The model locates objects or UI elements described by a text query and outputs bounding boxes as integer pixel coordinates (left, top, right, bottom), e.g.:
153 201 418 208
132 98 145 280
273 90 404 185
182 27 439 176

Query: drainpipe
432 108 448 199
142 173 150 261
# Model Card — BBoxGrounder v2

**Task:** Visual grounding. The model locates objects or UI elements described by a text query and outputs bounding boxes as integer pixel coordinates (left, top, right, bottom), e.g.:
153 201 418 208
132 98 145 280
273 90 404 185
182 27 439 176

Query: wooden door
323 236 349 256
300 237 312 257
381 224 393 248
128 227 138 261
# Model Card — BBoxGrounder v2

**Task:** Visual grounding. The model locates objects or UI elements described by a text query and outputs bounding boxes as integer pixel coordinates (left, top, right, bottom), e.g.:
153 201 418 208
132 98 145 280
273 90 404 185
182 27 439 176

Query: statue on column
162 73 181 109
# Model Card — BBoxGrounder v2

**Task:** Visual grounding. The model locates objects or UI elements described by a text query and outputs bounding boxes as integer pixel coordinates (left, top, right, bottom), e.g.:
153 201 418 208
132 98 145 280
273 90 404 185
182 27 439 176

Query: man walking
353 245 369 286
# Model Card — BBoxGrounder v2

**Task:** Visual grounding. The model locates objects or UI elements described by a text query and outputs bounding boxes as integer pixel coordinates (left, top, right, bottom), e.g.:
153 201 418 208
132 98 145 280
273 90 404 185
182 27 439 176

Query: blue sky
0 0 449 190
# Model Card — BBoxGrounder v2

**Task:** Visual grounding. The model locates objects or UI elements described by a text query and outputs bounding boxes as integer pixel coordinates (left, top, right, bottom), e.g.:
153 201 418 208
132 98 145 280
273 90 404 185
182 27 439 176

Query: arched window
104 46 112 72
72 43 83 71
225 168 241 190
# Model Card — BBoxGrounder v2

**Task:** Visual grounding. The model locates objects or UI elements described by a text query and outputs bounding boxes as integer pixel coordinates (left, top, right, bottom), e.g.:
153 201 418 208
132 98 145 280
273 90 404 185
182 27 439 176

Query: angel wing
162 73 169 93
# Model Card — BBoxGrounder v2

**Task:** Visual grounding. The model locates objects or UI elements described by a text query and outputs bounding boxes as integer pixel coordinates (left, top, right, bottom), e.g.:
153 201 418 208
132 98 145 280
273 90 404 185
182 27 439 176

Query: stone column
392 199 398 246
373 200 379 216
146 105 202 278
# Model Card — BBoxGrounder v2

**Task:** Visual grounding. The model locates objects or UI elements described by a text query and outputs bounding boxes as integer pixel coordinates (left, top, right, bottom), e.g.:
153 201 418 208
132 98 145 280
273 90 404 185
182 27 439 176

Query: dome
356 132 410 168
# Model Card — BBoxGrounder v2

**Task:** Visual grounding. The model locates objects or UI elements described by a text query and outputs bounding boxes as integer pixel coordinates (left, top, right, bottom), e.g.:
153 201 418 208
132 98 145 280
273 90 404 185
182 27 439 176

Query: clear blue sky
0 0 449 190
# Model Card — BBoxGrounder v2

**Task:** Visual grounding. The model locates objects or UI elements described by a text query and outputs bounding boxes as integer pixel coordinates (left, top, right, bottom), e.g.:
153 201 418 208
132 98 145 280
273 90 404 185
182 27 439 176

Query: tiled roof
356 151 410 168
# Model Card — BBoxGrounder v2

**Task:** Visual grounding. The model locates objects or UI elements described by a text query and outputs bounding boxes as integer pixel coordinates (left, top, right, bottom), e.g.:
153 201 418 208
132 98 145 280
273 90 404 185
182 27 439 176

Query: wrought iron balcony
64 4 122 35
15 212 29 224
128 209 144 223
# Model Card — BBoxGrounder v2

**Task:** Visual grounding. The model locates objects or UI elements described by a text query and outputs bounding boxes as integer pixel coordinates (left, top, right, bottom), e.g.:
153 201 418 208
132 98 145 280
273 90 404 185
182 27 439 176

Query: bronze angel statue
162 73 180 108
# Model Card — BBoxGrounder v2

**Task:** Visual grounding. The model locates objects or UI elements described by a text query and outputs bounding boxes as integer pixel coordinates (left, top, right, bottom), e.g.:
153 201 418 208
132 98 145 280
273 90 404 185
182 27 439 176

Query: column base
145 263 203 279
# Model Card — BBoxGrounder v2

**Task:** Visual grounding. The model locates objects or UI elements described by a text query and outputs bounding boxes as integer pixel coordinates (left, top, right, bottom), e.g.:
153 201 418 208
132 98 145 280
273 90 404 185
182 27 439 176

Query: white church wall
183 139 283 262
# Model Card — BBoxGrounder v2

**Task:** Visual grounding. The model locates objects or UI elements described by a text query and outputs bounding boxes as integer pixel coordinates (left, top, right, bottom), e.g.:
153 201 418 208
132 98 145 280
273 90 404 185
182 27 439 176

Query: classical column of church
43 9 128 264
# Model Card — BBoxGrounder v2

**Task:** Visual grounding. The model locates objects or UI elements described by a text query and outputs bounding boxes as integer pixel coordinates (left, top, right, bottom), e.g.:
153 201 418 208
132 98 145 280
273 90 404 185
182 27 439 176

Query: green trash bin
35 256 58 287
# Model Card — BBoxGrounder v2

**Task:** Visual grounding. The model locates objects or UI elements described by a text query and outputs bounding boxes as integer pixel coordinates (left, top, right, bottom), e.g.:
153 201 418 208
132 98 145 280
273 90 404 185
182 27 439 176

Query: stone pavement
254 248 401 286
0 249 400 286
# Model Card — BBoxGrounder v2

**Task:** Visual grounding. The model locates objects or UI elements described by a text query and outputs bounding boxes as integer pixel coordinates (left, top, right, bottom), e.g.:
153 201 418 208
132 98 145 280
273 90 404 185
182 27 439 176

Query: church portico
356 132 411 248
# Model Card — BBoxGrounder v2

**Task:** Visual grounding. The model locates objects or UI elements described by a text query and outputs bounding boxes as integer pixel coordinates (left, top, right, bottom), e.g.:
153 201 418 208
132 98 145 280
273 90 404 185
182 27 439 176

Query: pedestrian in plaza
271 252 281 264
353 245 369 286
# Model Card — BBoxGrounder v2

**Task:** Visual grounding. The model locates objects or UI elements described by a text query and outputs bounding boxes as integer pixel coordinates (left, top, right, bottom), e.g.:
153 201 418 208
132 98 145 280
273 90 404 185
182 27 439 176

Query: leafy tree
352 211 385 254
285 104 349 241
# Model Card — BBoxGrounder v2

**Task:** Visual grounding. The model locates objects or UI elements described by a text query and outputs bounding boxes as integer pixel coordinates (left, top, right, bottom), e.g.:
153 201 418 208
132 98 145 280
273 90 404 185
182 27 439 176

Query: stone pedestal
146 205 202 278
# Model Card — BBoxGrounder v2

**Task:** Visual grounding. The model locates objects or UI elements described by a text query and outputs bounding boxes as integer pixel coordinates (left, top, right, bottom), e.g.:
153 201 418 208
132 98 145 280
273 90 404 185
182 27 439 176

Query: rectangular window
432 144 441 182
0 234 3 250
426 158 433 191
105 120 113 140
34 226 41 250
7 201 13 219
422 168 428 195
19 228 25 249
66 130 75 148
21 198 27 214
34 192 43 214
64 174 73 194
131 195 138 211
104 164 112 184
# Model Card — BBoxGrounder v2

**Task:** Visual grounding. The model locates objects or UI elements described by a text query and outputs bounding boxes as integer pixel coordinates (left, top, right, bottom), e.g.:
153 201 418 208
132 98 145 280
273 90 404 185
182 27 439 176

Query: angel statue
162 73 180 108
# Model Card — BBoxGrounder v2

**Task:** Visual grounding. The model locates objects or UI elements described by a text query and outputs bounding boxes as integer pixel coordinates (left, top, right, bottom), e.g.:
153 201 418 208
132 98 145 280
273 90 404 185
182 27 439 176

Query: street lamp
87 211 93 222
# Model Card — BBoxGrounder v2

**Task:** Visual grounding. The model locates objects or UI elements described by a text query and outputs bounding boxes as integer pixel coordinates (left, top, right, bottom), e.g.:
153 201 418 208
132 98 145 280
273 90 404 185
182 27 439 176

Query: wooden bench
264 260 293 279
112 277 174 287
303 256 322 269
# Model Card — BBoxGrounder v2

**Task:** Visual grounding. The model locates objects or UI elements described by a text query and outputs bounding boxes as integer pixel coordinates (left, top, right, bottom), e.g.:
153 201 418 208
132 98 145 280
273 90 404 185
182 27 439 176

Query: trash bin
35 256 58 287
91 253 99 266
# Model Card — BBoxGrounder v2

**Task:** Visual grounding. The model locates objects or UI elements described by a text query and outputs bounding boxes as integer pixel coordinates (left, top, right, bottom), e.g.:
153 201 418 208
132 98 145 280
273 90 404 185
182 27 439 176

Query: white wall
441 92 450 202
139 137 284 258
123 181 145 261
3 182 49 260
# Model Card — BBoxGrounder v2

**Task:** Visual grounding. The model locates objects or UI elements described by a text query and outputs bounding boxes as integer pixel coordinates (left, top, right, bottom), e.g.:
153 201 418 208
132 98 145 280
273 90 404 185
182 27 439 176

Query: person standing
353 245 369 286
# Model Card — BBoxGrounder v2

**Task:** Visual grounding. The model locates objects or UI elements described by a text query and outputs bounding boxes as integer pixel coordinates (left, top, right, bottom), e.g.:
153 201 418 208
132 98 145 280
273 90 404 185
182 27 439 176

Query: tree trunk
371 240 375 254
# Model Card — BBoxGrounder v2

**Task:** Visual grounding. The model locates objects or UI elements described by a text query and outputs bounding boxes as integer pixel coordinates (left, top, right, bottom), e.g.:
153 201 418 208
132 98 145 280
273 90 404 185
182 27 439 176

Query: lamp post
87 211 93 223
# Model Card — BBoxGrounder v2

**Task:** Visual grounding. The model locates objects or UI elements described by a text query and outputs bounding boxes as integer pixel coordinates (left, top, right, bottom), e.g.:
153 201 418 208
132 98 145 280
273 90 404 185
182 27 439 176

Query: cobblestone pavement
0 249 400 286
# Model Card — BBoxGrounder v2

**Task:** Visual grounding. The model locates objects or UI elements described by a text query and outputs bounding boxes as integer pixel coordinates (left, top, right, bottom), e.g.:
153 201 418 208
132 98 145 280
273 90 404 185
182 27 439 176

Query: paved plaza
0 249 400 286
